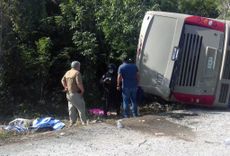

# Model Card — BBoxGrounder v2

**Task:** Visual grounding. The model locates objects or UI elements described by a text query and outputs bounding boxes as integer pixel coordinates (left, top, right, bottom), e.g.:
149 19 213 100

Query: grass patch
0 130 11 140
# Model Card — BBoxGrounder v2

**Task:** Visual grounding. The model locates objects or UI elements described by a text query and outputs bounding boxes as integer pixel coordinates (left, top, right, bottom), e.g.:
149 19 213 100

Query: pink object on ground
89 108 104 116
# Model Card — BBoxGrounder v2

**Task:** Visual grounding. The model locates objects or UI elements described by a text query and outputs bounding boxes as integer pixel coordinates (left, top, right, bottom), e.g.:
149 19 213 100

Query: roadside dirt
0 103 190 146
0 114 193 146
0 104 230 156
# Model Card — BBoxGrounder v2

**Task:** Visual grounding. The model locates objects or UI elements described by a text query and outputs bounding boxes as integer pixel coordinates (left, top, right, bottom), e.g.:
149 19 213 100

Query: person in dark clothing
100 64 121 116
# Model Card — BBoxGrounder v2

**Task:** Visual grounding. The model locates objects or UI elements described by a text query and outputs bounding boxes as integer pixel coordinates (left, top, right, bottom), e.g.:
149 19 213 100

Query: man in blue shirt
117 57 140 117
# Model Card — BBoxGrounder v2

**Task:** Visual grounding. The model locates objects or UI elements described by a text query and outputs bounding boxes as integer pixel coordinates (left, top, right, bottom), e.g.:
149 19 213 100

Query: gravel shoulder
0 108 230 156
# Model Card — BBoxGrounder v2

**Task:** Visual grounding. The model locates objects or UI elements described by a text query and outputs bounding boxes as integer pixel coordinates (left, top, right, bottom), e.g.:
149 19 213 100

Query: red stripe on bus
172 92 214 106
185 16 225 32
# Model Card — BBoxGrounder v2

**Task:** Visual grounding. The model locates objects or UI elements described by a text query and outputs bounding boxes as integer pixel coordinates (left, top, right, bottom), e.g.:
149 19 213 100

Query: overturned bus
136 11 230 107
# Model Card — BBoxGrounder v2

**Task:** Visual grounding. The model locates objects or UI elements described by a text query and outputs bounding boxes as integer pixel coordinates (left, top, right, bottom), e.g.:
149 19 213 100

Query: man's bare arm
77 83 84 96
117 73 122 90
61 76 68 91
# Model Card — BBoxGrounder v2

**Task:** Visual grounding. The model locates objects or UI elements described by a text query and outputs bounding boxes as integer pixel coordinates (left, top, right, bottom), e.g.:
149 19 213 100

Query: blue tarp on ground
31 117 65 131
3 117 65 133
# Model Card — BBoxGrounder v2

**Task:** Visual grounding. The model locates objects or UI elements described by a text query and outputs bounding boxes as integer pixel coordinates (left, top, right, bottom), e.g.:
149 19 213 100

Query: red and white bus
136 11 230 107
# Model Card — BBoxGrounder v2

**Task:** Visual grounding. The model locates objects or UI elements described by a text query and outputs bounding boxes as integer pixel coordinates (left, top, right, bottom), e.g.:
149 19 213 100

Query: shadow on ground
104 101 198 141
109 114 194 141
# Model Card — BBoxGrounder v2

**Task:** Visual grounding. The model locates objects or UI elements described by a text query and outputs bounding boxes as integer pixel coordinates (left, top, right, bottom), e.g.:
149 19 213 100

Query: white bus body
136 11 230 107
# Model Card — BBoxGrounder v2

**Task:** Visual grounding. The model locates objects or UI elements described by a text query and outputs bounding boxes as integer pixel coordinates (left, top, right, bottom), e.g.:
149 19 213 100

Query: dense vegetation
0 0 229 116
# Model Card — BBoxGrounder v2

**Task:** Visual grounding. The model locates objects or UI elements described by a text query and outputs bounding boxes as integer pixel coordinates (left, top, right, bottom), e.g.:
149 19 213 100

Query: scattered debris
90 120 97 124
138 120 145 123
59 132 65 136
154 132 165 136
224 138 230 145
139 102 184 115
204 140 221 145
116 119 124 128
138 140 147 147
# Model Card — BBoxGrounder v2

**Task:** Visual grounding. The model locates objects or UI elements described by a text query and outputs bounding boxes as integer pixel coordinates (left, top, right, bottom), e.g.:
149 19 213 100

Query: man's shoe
68 121 76 127
68 123 73 127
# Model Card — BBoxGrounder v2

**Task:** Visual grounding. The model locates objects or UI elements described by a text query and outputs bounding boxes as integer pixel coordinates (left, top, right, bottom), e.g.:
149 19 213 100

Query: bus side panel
136 14 153 62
